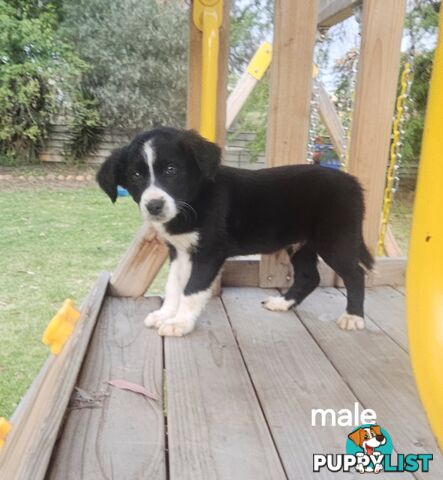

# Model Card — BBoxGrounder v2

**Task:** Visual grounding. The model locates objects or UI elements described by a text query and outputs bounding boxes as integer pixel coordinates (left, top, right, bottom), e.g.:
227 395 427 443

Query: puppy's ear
96 146 128 202
371 425 382 436
179 129 221 180
348 428 363 447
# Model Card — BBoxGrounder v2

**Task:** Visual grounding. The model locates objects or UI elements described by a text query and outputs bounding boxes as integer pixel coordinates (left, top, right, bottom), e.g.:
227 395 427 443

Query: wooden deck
47 286 442 479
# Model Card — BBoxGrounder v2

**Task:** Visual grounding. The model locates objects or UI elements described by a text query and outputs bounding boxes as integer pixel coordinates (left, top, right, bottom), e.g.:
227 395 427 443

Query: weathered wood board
164 296 286 480
47 296 165 480
295 287 443 479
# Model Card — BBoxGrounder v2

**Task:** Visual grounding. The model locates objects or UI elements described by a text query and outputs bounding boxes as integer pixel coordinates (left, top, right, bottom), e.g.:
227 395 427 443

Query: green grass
0 186 167 417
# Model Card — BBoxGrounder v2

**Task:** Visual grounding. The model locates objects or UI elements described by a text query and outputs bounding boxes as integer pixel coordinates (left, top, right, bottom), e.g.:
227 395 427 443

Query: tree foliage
0 0 85 164
60 0 188 131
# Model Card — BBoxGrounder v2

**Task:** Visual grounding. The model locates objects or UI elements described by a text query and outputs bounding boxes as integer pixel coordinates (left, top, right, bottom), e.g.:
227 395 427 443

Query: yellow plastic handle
0 418 12 449
42 299 81 355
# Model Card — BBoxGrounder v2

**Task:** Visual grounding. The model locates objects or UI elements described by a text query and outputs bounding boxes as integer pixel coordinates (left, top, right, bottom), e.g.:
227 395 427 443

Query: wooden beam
318 0 362 27
347 0 406 255
318 83 346 158
226 72 259 129
109 223 168 297
0 272 110 479
223 257 406 288
260 0 318 288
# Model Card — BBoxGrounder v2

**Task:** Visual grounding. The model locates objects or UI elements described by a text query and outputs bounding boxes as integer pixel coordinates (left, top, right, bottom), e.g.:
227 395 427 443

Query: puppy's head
348 426 386 452
96 127 221 223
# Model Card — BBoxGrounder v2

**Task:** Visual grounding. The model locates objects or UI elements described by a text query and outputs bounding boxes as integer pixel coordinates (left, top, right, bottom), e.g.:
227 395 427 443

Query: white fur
158 288 212 337
263 296 295 312
337 313 365 330
139 141 177 223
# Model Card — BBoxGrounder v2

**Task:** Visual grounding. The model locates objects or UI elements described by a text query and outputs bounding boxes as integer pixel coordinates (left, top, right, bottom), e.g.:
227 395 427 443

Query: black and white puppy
97 127 373 337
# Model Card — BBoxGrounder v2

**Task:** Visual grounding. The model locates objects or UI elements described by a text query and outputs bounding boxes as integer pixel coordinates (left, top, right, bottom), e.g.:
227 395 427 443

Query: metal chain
377 59 414 256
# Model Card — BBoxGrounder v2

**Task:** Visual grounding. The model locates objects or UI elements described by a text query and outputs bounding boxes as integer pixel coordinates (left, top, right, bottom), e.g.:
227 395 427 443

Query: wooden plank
187 0 230 146
109 222 168 297
260 0 318 285
295 287 443 479
318 0 362 27
368 256 406 287
165 296 286 480
363 287 408 351
347 0 406 254
47 297 165 480
0 272 110 480
318 83 346 158
226 72 258 129
222 287 367 479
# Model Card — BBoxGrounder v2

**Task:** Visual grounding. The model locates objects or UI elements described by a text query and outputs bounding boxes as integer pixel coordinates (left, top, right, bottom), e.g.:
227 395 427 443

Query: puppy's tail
359 241 374 271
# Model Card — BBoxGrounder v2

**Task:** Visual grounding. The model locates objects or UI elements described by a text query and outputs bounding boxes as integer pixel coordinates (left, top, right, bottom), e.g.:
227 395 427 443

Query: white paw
262 296 295 312
337 313 365 331
374 464 383 474
144 309 171 329
158 318 194 337
355 464 365 474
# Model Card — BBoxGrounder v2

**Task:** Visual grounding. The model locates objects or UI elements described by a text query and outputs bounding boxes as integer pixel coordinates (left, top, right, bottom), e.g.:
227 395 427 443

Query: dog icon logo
346 424 392 474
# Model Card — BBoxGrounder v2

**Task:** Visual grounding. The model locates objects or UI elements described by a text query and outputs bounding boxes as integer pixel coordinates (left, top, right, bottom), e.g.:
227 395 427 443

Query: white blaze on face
139 140 177 223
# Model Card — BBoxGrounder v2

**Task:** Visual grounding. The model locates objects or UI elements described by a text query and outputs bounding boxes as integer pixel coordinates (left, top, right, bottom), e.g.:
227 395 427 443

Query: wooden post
347 0 406 254
259 0 318 288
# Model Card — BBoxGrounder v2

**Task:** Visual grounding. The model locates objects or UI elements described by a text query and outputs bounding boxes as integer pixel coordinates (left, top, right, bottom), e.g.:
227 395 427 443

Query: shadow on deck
47 286 442 480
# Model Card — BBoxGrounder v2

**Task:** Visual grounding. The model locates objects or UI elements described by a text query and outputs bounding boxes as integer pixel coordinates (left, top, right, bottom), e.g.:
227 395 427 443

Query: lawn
0 181 413 419
0 186 167 417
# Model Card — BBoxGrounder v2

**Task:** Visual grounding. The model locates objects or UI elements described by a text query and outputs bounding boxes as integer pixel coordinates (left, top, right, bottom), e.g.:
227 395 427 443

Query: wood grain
318 83 346 158
362 286 408 351
109 222 168 297
260 0 318 286
0 272 110 480
348 0 406 253
165 296 286 480
295 287 443 479
221 287 367 479
318 0 362 27
48 296 165 480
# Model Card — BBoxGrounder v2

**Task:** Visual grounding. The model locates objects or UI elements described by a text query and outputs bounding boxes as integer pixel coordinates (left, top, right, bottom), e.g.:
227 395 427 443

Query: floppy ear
371 425 382 436
179 129 221 180
348 428 363 447
96 146 128 203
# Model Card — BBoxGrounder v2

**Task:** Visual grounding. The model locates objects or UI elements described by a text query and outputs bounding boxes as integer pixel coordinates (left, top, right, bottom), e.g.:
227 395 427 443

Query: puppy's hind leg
263 244 320 312
320 244 366 330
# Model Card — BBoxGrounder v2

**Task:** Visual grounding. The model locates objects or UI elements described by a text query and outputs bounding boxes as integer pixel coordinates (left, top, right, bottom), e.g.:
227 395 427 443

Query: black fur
97 127 373 318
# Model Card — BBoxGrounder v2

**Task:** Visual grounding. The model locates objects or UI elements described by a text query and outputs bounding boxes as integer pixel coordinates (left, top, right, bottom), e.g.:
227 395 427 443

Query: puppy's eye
132 171 141 179
164 164 177 176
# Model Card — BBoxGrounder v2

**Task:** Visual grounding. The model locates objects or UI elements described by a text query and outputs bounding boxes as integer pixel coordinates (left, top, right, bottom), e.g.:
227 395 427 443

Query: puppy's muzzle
146 198 165 216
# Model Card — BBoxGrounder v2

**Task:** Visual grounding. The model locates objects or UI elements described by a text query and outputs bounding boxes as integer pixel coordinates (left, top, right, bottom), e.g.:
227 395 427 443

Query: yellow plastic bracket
42 299 81 355
247 42 272 80
0 418 12 449
193 0 223 32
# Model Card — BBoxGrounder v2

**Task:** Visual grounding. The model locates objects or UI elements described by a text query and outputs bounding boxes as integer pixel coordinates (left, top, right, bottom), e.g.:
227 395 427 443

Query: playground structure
0 1 442 478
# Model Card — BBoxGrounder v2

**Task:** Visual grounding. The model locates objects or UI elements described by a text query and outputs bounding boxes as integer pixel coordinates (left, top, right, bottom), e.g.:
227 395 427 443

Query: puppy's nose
376 435 384 442
146 198 165 216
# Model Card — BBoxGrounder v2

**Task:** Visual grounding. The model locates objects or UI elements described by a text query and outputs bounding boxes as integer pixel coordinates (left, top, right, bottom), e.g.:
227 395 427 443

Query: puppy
97 127 373 337
348 426 386 473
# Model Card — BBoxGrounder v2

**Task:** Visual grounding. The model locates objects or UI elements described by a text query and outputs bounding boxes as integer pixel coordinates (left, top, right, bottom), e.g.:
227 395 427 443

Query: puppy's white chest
152 223 199 252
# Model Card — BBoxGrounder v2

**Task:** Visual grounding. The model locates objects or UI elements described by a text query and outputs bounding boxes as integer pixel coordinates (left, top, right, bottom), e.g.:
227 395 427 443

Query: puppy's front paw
158 318 195 337
262 296 295 312
144 309 171 329
337 313 365 331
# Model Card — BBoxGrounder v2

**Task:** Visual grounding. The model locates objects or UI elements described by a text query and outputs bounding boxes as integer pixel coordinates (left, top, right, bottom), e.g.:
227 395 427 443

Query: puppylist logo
313 424 433 474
